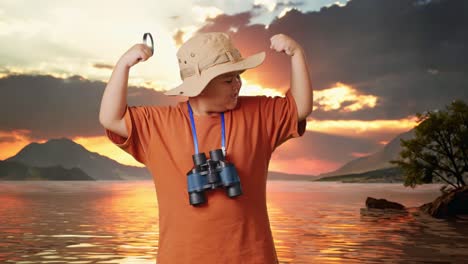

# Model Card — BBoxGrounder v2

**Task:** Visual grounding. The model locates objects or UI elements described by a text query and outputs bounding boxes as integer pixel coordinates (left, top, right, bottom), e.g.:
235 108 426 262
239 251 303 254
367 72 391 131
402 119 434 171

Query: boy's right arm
99 44 153 138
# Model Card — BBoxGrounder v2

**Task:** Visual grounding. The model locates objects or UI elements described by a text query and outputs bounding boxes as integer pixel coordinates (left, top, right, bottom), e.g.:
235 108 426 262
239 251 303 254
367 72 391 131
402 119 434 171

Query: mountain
320 129 415 178
268 171 317 181
5 138 151 180
0 160 94 181
316 167 404 183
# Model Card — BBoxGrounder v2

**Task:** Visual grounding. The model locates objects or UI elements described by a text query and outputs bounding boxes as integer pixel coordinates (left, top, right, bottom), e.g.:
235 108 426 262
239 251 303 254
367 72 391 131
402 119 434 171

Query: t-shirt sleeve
104 105 153 164
260 90 307 151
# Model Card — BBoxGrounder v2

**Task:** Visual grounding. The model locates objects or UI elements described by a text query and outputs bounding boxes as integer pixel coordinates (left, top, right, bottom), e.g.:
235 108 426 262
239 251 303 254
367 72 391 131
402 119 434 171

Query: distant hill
268 171 316 181
5 138 151 180
316 167 404 183
319 129 415 178
0 160 93 181
1 138 320 182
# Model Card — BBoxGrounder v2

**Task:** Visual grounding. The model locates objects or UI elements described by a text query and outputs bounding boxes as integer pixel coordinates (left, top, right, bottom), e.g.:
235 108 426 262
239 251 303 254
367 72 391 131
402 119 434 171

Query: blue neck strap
187 101 226 155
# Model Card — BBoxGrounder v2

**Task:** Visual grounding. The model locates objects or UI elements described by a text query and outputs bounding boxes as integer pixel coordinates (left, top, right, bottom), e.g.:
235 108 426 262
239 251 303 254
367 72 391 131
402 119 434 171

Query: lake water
0 181 467 264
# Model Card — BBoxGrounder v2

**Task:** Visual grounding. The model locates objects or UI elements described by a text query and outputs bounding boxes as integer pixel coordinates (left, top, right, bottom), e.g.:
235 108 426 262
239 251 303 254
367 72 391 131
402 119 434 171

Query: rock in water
366 197 405 210
420 186 468 219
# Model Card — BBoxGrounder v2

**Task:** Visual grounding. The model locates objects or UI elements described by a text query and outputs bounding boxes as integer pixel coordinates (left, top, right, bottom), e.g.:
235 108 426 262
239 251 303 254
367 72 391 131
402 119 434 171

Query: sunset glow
0 130 46 160
0 132 144 168
239 80 284 97
269 157 341 176
314 83 378 112
73 136 145 167
306 117 419 138
1 113 418 175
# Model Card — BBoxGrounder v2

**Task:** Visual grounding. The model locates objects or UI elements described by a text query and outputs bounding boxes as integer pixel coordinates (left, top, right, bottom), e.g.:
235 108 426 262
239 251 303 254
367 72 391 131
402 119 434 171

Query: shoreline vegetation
315 167 403 183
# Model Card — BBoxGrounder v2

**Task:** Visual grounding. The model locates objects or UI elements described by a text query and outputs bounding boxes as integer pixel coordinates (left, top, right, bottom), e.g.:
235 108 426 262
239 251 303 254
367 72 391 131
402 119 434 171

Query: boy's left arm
270 34 313 121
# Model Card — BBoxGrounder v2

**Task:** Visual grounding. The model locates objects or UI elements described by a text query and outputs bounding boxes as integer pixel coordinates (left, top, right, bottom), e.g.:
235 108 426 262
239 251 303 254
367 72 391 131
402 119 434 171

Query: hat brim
164 51 266 97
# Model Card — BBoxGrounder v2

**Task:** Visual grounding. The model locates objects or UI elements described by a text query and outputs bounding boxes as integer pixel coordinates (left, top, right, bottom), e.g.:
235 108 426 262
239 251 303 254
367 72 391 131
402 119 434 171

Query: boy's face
198 71 243 111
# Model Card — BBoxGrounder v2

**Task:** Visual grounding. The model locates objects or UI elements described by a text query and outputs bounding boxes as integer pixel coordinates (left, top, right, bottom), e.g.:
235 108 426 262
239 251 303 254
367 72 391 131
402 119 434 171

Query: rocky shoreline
365 186 468 219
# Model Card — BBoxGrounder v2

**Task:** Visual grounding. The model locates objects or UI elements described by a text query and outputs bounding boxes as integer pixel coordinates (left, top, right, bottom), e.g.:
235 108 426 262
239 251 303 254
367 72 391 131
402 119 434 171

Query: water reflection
266 182 468 264
0 181 467 263
0 181 157 263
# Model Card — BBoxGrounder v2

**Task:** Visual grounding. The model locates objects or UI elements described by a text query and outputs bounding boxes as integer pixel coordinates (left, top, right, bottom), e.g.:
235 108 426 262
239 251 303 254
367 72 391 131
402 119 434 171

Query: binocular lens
193 153 207 166
210 149 224 161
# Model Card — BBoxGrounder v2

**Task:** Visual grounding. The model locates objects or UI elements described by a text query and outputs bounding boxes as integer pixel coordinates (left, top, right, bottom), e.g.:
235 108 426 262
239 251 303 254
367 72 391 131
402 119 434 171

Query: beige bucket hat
164 32 265 97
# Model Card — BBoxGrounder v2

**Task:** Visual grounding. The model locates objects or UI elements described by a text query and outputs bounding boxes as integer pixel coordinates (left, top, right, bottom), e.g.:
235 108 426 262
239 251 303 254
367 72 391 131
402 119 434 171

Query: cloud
192 5 224 22
0 136 15 144
0 1 212 89
306 117 418 138
313 83 378 112
239 79 284 97
2 0 467 175
0 0 350 92
192 0 468 121
0 129 41 160
0 74 179 140
92 63 114 70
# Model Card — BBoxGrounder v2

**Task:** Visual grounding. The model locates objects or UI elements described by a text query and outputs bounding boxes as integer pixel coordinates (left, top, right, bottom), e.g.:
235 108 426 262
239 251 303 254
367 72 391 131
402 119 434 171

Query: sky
1 0 467 175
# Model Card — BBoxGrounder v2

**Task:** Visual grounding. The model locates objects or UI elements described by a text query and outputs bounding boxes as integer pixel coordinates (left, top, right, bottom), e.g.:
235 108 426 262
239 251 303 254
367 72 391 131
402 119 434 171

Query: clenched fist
118 44 153 68
269 34 302 57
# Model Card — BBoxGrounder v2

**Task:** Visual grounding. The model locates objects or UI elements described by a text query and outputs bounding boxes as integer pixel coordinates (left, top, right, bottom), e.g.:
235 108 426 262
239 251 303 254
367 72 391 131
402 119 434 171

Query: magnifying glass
143 33 154 55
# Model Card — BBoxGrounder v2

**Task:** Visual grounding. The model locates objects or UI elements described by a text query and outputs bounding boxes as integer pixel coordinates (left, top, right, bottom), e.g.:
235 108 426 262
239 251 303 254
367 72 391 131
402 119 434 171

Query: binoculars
187 149 243 206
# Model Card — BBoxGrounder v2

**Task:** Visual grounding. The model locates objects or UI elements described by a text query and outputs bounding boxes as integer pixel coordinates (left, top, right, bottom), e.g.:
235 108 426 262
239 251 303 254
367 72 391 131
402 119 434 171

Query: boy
99 32 312 263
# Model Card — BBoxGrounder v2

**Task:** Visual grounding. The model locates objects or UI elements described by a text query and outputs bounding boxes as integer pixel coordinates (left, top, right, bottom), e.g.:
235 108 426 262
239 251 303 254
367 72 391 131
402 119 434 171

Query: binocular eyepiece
187 149 242 206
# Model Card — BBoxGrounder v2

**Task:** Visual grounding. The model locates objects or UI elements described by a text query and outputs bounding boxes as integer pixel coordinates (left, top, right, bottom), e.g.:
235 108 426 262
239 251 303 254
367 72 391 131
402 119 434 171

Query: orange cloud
92 63 114 70
314 82 378 112
237 81 379 115
239 79 283 97
0 130 46 160
306 116 419 139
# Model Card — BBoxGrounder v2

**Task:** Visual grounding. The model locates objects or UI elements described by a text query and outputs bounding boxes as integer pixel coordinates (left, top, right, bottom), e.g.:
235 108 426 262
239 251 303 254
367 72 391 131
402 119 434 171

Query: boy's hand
118 44 153 68
270 34 302 57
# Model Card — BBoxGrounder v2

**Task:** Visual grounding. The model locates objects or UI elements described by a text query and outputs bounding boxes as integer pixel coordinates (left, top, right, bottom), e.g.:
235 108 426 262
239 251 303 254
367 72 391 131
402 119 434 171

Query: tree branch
442 130 464 186
434 130 461 177
412 140 458 176
432 170 458 188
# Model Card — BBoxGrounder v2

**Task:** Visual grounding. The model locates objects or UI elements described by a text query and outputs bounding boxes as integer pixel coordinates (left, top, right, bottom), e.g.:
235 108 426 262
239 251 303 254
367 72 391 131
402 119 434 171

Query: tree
391 100 468 189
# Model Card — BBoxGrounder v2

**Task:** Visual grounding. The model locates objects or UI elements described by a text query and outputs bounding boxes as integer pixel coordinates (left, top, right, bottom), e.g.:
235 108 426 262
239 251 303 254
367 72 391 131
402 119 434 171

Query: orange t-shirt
105 91 306 264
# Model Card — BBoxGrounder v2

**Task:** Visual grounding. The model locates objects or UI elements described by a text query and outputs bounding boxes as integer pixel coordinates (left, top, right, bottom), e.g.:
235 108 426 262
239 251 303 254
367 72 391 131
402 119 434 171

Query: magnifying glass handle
143 32 154 55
